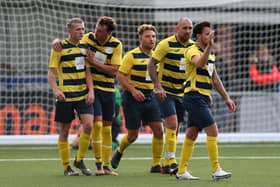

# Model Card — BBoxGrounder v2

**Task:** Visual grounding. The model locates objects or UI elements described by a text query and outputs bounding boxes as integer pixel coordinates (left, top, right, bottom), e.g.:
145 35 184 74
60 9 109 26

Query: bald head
177 17 192 26
175 17 193 44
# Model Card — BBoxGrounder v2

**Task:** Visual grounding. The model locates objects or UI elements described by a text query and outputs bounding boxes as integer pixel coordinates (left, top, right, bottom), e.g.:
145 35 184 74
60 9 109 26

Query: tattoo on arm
148 58 160 87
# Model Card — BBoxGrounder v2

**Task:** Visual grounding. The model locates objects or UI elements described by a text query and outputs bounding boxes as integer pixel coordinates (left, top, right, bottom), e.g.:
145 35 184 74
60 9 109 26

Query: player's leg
111 90 141 169
176 126 199 180
196 93 232 180
100 91 117 175
204 123 232 180
162 115 177 173
91 117 104 175
74 100 94 176
111 129 139 169
145 93 164 173
55 101 78 176
90 91 104 175
176 92 202 180
149 121 164 173
170 96 187 174
158 95 178 174
58 122 79 176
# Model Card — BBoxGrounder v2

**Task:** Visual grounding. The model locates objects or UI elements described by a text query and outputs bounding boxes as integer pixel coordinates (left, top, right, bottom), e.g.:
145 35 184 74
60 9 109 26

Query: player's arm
116 71 145 102
148 41 167 100
148 57 160 88
88 58 119 77
85 66 94 105
148 40 166 90
52 38 63 52
48 68 65 101
191 31 214 68
148 57 166 101
117 52 145 102
86 45 120 77
212 70 236 112
48 50 65 101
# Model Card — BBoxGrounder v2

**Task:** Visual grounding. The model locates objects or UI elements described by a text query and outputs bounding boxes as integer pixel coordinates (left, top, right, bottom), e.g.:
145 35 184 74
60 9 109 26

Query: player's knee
59 131 69 141
186 132 198 141
165 122 177 130
82 123 92 134
165 115 178 130
153 127 164 139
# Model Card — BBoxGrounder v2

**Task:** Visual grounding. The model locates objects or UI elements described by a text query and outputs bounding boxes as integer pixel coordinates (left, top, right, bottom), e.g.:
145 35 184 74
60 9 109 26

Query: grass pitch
0 143 279 187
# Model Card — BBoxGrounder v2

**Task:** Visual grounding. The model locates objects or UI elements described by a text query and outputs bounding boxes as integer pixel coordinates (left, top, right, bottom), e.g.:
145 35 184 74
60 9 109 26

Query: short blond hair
66 18 84 29
137 24 157 36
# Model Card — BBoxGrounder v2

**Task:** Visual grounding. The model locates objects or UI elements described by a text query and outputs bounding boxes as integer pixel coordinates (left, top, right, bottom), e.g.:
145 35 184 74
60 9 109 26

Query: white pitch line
0 146 57 150
0 144 280 150
0 156 280 162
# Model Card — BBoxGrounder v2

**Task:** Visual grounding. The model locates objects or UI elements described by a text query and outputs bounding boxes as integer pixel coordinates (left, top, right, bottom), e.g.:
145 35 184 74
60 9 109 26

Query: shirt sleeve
185 47 201 63
49 49 61 68
119 52 133 74
111 41 123 66
152 40 167 62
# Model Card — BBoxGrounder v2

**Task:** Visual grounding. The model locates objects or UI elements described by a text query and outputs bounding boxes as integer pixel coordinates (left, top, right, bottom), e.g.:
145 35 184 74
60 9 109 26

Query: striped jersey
119 47 154 91
152 35 194 96
49 39 90 102
184 43 216 96
81 32 122 93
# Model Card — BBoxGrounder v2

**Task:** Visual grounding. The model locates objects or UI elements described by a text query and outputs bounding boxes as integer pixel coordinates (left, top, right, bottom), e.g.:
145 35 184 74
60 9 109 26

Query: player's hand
208 30 215 47
54 90 66 101
131 89 145 102
154 86 166 101
86 49 94 64
86 90 94 105
52 38 63 52
209 95 213 107
225 98 236 112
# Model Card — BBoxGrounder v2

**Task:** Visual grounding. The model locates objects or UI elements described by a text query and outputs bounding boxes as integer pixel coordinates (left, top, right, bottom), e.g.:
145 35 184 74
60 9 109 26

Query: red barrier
23 105 47 135
0 105 21 135
0 103 150 135
0 104 81 135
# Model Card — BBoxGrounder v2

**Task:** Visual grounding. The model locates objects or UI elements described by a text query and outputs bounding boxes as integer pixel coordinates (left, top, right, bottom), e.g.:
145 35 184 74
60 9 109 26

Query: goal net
1 0 280 144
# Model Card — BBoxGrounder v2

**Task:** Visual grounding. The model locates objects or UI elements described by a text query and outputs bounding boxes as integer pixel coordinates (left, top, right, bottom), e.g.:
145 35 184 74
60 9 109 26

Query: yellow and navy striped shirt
119 47 154 91
152 35 193 97
81 32 122 93
184 43 216 96
49 39 90 102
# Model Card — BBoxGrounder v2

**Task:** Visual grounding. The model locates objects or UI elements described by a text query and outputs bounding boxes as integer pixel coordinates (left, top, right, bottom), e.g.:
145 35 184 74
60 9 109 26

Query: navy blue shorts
93 89 115 121
183 92 215 129
55 99 94 123
158 94 186 123
122 90 162 130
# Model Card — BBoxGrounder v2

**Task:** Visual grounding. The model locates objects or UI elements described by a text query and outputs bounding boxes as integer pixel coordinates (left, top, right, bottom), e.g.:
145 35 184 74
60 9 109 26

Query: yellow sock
172 129 178 165
102 126 112 167
206 136 220 172
118 134 130 154
152 137 163 167
164 128 177 166
91 121 102 163
76 132 90 161
178 138 195 174
58 141 70 170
